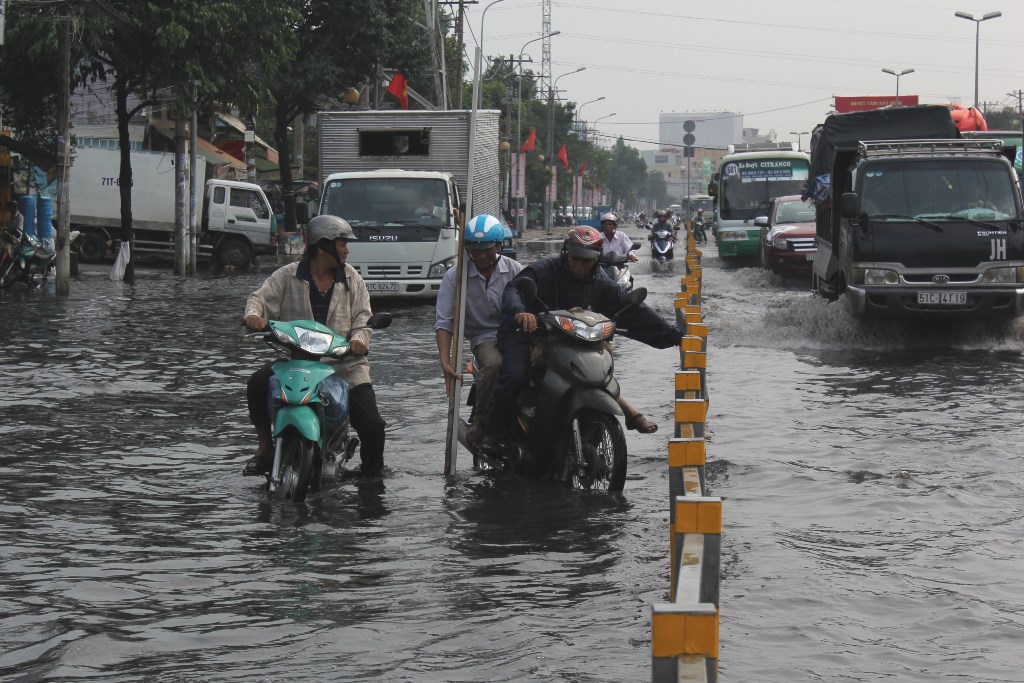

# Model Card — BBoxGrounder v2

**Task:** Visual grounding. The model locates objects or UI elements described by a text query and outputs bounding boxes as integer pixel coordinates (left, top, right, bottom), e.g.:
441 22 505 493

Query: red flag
577 160 587 175
556 144 569 170
386 70 409 110
519 128 536 152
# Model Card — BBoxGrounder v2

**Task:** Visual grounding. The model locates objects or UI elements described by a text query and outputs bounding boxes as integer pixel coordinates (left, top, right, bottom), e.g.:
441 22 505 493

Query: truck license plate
917 291 966 305
805 253 815 261
367 282 399 292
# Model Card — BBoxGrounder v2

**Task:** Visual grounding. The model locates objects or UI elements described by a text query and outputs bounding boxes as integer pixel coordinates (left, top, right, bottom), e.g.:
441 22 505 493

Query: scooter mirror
515 277 538 300
625 287 647 306
367 312 393 329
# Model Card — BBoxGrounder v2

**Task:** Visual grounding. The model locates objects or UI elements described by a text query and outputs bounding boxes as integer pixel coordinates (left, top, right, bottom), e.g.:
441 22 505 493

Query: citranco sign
834 95 920 113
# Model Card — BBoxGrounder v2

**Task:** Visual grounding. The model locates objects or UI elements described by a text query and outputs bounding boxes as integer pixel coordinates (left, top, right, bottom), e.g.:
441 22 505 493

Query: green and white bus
713 146 810 258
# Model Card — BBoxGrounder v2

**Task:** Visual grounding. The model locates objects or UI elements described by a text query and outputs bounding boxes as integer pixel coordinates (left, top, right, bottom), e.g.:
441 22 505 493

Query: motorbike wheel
276 434 315 502
566 410 627 492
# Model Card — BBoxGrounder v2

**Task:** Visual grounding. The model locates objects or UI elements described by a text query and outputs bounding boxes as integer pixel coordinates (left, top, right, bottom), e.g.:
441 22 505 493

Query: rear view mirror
515 277 538 300
630 241 641 251
367 312 393 330
840 192 859 218
754 216 768 228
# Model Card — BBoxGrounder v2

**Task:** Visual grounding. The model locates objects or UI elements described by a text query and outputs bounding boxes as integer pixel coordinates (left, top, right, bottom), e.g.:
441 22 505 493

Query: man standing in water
435 214 523 448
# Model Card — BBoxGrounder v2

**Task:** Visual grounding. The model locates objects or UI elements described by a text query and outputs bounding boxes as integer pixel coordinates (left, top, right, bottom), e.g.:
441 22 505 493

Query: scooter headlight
555 315 614 341
294 328 334 355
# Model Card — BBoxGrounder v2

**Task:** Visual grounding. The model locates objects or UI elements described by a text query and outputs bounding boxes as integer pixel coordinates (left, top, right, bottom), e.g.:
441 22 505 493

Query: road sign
683 119 695 133
683 133 695 146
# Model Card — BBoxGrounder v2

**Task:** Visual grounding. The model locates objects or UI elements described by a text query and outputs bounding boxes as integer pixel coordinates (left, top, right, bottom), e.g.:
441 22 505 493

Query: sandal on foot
625 412 658 434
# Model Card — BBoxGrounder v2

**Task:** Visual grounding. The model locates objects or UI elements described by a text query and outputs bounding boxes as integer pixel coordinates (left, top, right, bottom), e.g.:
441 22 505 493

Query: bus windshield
719 157 809 221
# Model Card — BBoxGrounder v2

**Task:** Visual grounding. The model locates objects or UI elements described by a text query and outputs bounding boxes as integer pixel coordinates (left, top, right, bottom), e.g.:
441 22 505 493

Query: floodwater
1 230 1023 682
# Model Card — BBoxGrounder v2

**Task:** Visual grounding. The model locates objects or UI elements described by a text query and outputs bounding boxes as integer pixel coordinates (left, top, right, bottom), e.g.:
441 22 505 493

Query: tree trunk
115 79 135 283
274 100 296 233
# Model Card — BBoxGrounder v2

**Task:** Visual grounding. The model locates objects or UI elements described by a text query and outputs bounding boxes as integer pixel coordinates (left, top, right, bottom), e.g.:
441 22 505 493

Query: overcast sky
465 0 1023 151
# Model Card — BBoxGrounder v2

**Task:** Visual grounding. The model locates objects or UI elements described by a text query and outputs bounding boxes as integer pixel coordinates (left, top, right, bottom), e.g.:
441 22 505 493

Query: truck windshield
321 178 450 234
859 159 1019 222
719 158 809 221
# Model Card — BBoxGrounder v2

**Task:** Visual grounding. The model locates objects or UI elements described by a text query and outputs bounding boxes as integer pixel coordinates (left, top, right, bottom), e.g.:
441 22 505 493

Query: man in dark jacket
480 226 682 457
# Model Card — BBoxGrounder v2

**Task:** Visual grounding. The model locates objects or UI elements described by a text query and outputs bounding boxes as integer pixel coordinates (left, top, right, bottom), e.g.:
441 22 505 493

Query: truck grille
353 264 425 277
788 237 816 252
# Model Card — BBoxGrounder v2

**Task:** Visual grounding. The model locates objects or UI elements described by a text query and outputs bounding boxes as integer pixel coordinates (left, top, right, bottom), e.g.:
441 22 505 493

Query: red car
755 195 817 275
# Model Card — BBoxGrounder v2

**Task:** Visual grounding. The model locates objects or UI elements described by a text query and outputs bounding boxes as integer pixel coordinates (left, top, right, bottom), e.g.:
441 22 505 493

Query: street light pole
516 31 559 233
545 66 585 233
789 131 809 151
954 10 1002 109
590 113 616 144
881 68 914 99
576 96 605 138
473 0 508 110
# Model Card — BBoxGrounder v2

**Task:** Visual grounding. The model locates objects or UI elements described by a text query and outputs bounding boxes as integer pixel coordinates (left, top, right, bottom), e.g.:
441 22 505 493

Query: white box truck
317 109 510 298
71 147 277 268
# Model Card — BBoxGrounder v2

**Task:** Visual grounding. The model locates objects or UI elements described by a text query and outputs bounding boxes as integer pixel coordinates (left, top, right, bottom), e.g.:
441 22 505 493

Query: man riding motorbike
480 226 683 459
692 208 708 244
599 212 637 263
243 215 387 479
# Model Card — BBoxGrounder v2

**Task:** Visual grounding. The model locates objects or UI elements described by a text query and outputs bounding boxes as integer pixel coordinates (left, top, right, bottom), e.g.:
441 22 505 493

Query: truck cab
815 139 1024 318
202 179 278 268
319 170 460 297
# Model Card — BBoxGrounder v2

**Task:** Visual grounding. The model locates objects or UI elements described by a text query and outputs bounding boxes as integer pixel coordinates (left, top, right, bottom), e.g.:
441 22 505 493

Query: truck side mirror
840 192 859 218
294 201 309 225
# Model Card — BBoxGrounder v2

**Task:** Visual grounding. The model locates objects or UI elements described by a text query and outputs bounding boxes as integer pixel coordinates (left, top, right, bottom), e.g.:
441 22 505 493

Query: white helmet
308 215 357 244
600 212 619 225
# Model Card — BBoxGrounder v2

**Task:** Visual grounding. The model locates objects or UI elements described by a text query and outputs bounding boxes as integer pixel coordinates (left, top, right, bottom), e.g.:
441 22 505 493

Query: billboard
834 95 919 113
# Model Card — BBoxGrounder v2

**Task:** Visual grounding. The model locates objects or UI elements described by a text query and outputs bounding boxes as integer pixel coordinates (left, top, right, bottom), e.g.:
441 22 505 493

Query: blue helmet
464 214 505 250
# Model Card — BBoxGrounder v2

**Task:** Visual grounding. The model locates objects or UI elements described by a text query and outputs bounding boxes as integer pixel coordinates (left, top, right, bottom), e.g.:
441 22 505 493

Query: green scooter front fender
274 405 322 447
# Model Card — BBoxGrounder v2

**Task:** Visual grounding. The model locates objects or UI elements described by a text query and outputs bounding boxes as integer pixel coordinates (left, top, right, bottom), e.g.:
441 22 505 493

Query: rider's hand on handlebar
349 339 369 356
245 315 268 331
515 312 537 332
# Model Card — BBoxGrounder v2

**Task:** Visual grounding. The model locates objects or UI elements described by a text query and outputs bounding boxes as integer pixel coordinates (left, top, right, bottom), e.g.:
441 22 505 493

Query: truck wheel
217 239 253 270
77 232 107 263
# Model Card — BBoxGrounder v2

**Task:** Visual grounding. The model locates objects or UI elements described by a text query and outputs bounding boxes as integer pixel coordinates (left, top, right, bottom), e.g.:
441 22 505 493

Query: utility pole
440 1 477 110
1008 90 1023 140
55 9 73 295
174 94 188 276
189 81 198 276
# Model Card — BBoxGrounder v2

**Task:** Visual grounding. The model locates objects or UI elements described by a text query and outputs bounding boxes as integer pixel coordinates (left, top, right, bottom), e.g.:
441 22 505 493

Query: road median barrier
652 231 720 682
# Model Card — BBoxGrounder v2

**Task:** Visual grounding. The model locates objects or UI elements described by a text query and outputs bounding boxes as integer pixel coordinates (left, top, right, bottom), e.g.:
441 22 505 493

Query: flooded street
2 230 1023 681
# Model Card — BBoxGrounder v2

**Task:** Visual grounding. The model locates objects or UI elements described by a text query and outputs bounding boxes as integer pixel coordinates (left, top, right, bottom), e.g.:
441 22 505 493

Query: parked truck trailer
72 147 277 268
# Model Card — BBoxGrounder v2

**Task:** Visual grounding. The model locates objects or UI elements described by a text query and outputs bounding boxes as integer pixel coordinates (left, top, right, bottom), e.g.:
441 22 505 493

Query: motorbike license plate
917 291 966 305
804 253 815 261
367 282 399 292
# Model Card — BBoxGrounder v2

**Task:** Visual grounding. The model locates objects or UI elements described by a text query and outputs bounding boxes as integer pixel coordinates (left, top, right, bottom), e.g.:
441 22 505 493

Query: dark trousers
247 364 386 474
484 330 534 438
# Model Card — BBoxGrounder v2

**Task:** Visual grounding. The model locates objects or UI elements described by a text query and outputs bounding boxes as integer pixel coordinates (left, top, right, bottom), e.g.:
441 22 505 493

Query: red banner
834 95 919 113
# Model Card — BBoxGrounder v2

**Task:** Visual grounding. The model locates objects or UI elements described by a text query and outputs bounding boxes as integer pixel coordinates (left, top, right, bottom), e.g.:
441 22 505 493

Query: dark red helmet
563 225 604 259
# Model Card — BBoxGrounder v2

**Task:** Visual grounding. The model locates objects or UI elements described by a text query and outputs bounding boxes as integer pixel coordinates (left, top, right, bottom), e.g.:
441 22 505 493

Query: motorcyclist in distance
650 209 674 240
599 212 637 262
692 208 708 244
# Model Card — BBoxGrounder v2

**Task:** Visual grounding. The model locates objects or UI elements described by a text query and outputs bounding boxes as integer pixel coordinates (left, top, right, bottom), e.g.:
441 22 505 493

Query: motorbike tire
275 433 315 502
566 410 627 492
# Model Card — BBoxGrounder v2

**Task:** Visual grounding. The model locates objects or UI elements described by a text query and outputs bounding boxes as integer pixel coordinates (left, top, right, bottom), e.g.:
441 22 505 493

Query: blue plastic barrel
37 196 54 244
18 195 36 238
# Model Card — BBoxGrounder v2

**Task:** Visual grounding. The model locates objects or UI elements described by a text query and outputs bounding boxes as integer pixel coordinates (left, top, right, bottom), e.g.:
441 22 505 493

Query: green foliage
984 106 1022 131
605 137 648 208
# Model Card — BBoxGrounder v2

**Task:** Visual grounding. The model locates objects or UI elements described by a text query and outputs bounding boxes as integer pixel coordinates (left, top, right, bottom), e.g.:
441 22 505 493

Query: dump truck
809 105 1024 319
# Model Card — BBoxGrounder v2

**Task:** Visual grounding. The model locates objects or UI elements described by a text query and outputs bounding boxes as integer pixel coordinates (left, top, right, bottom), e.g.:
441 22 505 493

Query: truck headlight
852 267 899 285
981 266 1024 284
771 236 789 250
428 256 457 277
